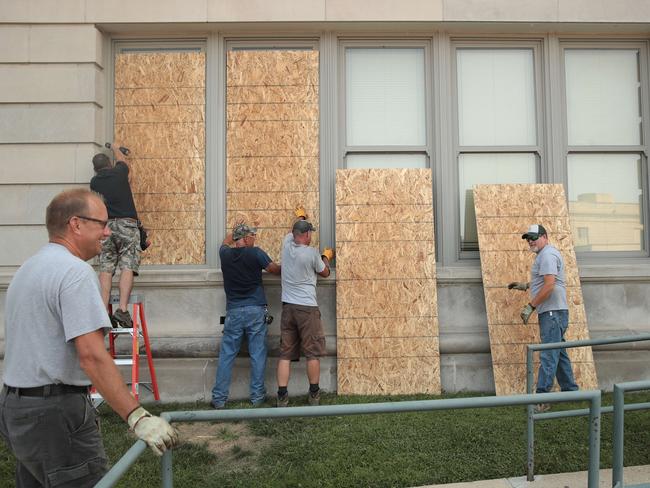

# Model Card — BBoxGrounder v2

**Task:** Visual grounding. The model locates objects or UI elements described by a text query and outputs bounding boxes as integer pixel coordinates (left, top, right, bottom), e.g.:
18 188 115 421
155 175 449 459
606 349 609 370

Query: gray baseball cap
233 223 257 240
522 224 547 240
292 220 315 234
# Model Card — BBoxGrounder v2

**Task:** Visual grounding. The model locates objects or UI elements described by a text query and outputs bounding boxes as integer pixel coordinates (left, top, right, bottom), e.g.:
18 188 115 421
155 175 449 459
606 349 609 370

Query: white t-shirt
3 243 111 387
280 233 325 307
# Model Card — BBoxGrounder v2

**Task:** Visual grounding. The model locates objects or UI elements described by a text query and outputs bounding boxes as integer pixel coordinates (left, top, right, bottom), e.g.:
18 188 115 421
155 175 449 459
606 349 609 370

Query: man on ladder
90 141 142 328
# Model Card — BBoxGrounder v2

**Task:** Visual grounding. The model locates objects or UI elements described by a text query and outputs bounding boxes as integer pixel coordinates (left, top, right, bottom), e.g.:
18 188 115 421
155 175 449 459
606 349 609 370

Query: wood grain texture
226 50 320 261
114 50 206 264
336 169 440 395
474 184 598 395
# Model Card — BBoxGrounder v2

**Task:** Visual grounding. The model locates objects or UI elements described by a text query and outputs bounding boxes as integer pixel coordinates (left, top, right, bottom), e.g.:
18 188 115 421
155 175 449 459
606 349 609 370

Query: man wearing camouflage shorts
90 142 141 327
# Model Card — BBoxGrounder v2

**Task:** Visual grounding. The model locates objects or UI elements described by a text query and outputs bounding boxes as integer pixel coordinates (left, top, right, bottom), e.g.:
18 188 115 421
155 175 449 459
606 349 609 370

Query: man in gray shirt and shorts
508 224 578 412
276 207 333 407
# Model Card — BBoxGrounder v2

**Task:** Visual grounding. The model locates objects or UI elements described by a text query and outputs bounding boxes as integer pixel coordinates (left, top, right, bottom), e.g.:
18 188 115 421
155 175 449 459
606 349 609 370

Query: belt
4 384 89 397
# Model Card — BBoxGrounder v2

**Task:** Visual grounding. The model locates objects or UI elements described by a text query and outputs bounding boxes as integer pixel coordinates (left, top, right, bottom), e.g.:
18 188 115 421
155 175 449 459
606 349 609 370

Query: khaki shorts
99 218 141 276
279 303 326 360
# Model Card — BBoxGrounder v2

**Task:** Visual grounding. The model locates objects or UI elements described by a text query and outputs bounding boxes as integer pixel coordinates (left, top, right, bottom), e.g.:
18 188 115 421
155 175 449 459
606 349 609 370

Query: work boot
276 393 289 408
308 389 320 406
113 309 133 328
109 314 119 328
534 403 551 413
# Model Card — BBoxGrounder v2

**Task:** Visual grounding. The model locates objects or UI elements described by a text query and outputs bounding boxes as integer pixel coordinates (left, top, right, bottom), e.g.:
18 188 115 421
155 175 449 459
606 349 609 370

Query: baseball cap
233 223 257 241
292 220 316 234
521 224 547 240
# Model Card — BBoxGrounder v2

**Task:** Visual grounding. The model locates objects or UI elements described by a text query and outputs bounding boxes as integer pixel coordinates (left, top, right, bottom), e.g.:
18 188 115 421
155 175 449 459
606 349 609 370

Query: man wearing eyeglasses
210 223 281 409
508 224 578 412
90 142 141 328
0 189 178 488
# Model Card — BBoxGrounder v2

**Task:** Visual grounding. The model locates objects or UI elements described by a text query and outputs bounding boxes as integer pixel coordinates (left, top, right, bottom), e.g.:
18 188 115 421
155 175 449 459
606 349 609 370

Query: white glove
127 406 179 456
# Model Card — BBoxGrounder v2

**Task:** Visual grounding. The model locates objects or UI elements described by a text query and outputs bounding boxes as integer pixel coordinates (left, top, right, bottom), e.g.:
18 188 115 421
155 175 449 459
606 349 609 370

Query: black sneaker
109 314 119 328
113 309 132 328
210 400 225 410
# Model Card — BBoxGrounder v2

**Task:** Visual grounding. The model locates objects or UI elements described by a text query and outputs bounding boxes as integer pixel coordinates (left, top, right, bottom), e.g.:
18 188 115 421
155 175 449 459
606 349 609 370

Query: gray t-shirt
3 243 111 387
280 233 325 306
530 243 568 314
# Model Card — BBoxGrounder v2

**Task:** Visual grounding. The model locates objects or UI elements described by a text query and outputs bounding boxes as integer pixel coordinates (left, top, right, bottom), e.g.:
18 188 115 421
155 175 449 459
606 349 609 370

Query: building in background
1 1 650 401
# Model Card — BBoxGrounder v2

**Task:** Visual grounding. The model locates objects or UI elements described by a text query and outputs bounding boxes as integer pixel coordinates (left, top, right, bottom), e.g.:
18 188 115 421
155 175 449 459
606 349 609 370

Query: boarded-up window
114 49 206 265
226 49 319 260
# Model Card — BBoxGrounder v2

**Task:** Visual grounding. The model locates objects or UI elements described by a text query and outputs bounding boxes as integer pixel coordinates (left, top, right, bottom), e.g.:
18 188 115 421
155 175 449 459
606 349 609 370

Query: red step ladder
91 294 160 405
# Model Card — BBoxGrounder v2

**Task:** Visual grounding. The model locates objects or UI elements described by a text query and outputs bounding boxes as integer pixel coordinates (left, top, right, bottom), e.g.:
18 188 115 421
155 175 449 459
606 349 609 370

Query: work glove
507 282 529 291
321 247 335 261
294 205 308 220
128 406 179 456
520 303 536 325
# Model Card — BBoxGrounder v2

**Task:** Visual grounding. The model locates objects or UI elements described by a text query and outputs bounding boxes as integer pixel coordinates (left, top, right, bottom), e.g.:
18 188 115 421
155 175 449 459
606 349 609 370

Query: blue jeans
536 309 579 393
211 305 267 406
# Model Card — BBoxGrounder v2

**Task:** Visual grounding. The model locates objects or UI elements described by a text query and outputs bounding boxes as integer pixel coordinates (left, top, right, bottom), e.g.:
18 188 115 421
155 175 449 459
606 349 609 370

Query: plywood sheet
114 50 206 265
336 168 440 395
474 184 598 396
226 49 320 261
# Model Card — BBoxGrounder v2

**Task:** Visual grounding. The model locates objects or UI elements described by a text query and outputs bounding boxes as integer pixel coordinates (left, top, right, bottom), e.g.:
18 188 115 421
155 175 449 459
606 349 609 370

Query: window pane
457 49 536 146
565 50 641 146
346 153 427 169
459 153 537 250
346 48 426 146
568 154 644 251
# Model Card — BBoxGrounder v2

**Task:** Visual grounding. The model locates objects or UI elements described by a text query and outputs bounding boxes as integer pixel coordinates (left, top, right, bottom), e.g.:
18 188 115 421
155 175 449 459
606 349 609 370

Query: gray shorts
0 387 108 487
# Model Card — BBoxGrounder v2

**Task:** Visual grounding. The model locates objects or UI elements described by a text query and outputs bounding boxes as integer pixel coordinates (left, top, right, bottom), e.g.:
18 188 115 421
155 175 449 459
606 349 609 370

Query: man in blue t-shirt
508 224 578 413
210 223 281 408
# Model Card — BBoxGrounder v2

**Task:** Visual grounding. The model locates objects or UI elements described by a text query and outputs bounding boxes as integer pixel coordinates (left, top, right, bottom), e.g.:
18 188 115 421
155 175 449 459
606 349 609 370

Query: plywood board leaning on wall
114 51 206 264
474 183 598 396
226 49 319 260
336 169 441 395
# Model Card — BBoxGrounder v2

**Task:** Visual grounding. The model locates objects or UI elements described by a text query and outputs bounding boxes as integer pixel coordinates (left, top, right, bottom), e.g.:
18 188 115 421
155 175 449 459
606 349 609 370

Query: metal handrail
613 380 650 488
525 333 650 481
95 390 602 488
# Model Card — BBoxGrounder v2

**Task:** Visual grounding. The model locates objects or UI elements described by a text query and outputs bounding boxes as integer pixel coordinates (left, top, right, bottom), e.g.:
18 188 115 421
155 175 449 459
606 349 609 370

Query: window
454 46 541 252
341 43 430 169
563 47 647 253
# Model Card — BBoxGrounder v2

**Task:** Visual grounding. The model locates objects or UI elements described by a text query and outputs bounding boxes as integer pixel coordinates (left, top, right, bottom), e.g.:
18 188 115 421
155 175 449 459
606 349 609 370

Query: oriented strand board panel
226 50 319 261
114 51 206 265
474 184 598 396
336 169 441 395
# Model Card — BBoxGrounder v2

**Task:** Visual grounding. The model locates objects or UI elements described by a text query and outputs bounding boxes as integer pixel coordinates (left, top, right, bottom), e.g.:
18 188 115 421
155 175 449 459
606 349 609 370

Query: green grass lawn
1 391 649 488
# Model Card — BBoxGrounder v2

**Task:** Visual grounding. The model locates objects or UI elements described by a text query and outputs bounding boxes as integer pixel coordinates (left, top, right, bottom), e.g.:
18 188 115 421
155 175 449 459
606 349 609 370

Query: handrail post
162 448 173 488
526 346 535 481
587 392 601 488
612 384 625 488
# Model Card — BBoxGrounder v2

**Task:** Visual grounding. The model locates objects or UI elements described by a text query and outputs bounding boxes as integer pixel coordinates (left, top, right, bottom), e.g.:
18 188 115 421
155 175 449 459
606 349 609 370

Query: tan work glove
508 282 529 291
520 303 536 325
294 205 308 220
127 406 179 456
321 247 335 261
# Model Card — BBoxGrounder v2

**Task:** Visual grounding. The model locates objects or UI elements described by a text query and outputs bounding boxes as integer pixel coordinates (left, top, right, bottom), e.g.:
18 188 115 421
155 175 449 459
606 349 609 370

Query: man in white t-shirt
276 208 334 407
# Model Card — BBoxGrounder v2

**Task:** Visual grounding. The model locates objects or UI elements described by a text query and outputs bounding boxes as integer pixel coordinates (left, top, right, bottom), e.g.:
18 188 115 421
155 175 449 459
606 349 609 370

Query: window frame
338 39 434 170
110 39 211 267
449 39 546 260
559 40 650 259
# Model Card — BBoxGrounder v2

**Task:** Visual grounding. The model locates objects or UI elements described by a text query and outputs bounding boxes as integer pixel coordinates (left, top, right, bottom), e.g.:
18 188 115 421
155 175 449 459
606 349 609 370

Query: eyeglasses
76 215 109 227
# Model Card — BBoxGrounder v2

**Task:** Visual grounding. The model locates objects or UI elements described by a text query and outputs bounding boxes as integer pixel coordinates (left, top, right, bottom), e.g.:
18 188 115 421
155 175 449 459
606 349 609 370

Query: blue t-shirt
220 245 272 309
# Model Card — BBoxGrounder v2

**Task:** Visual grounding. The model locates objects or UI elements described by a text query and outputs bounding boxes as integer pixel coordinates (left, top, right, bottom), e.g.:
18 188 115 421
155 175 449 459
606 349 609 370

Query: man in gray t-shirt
276 206 334 407
0 189 177 488
508 224 578 411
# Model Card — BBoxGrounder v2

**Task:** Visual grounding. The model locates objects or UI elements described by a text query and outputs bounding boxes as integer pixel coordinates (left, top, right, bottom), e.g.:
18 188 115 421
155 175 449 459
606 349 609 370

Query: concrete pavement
417 464 650 487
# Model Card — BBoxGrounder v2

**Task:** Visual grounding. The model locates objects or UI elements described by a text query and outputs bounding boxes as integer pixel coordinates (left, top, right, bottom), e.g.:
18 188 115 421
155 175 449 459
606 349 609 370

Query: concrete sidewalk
417 464 650 487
